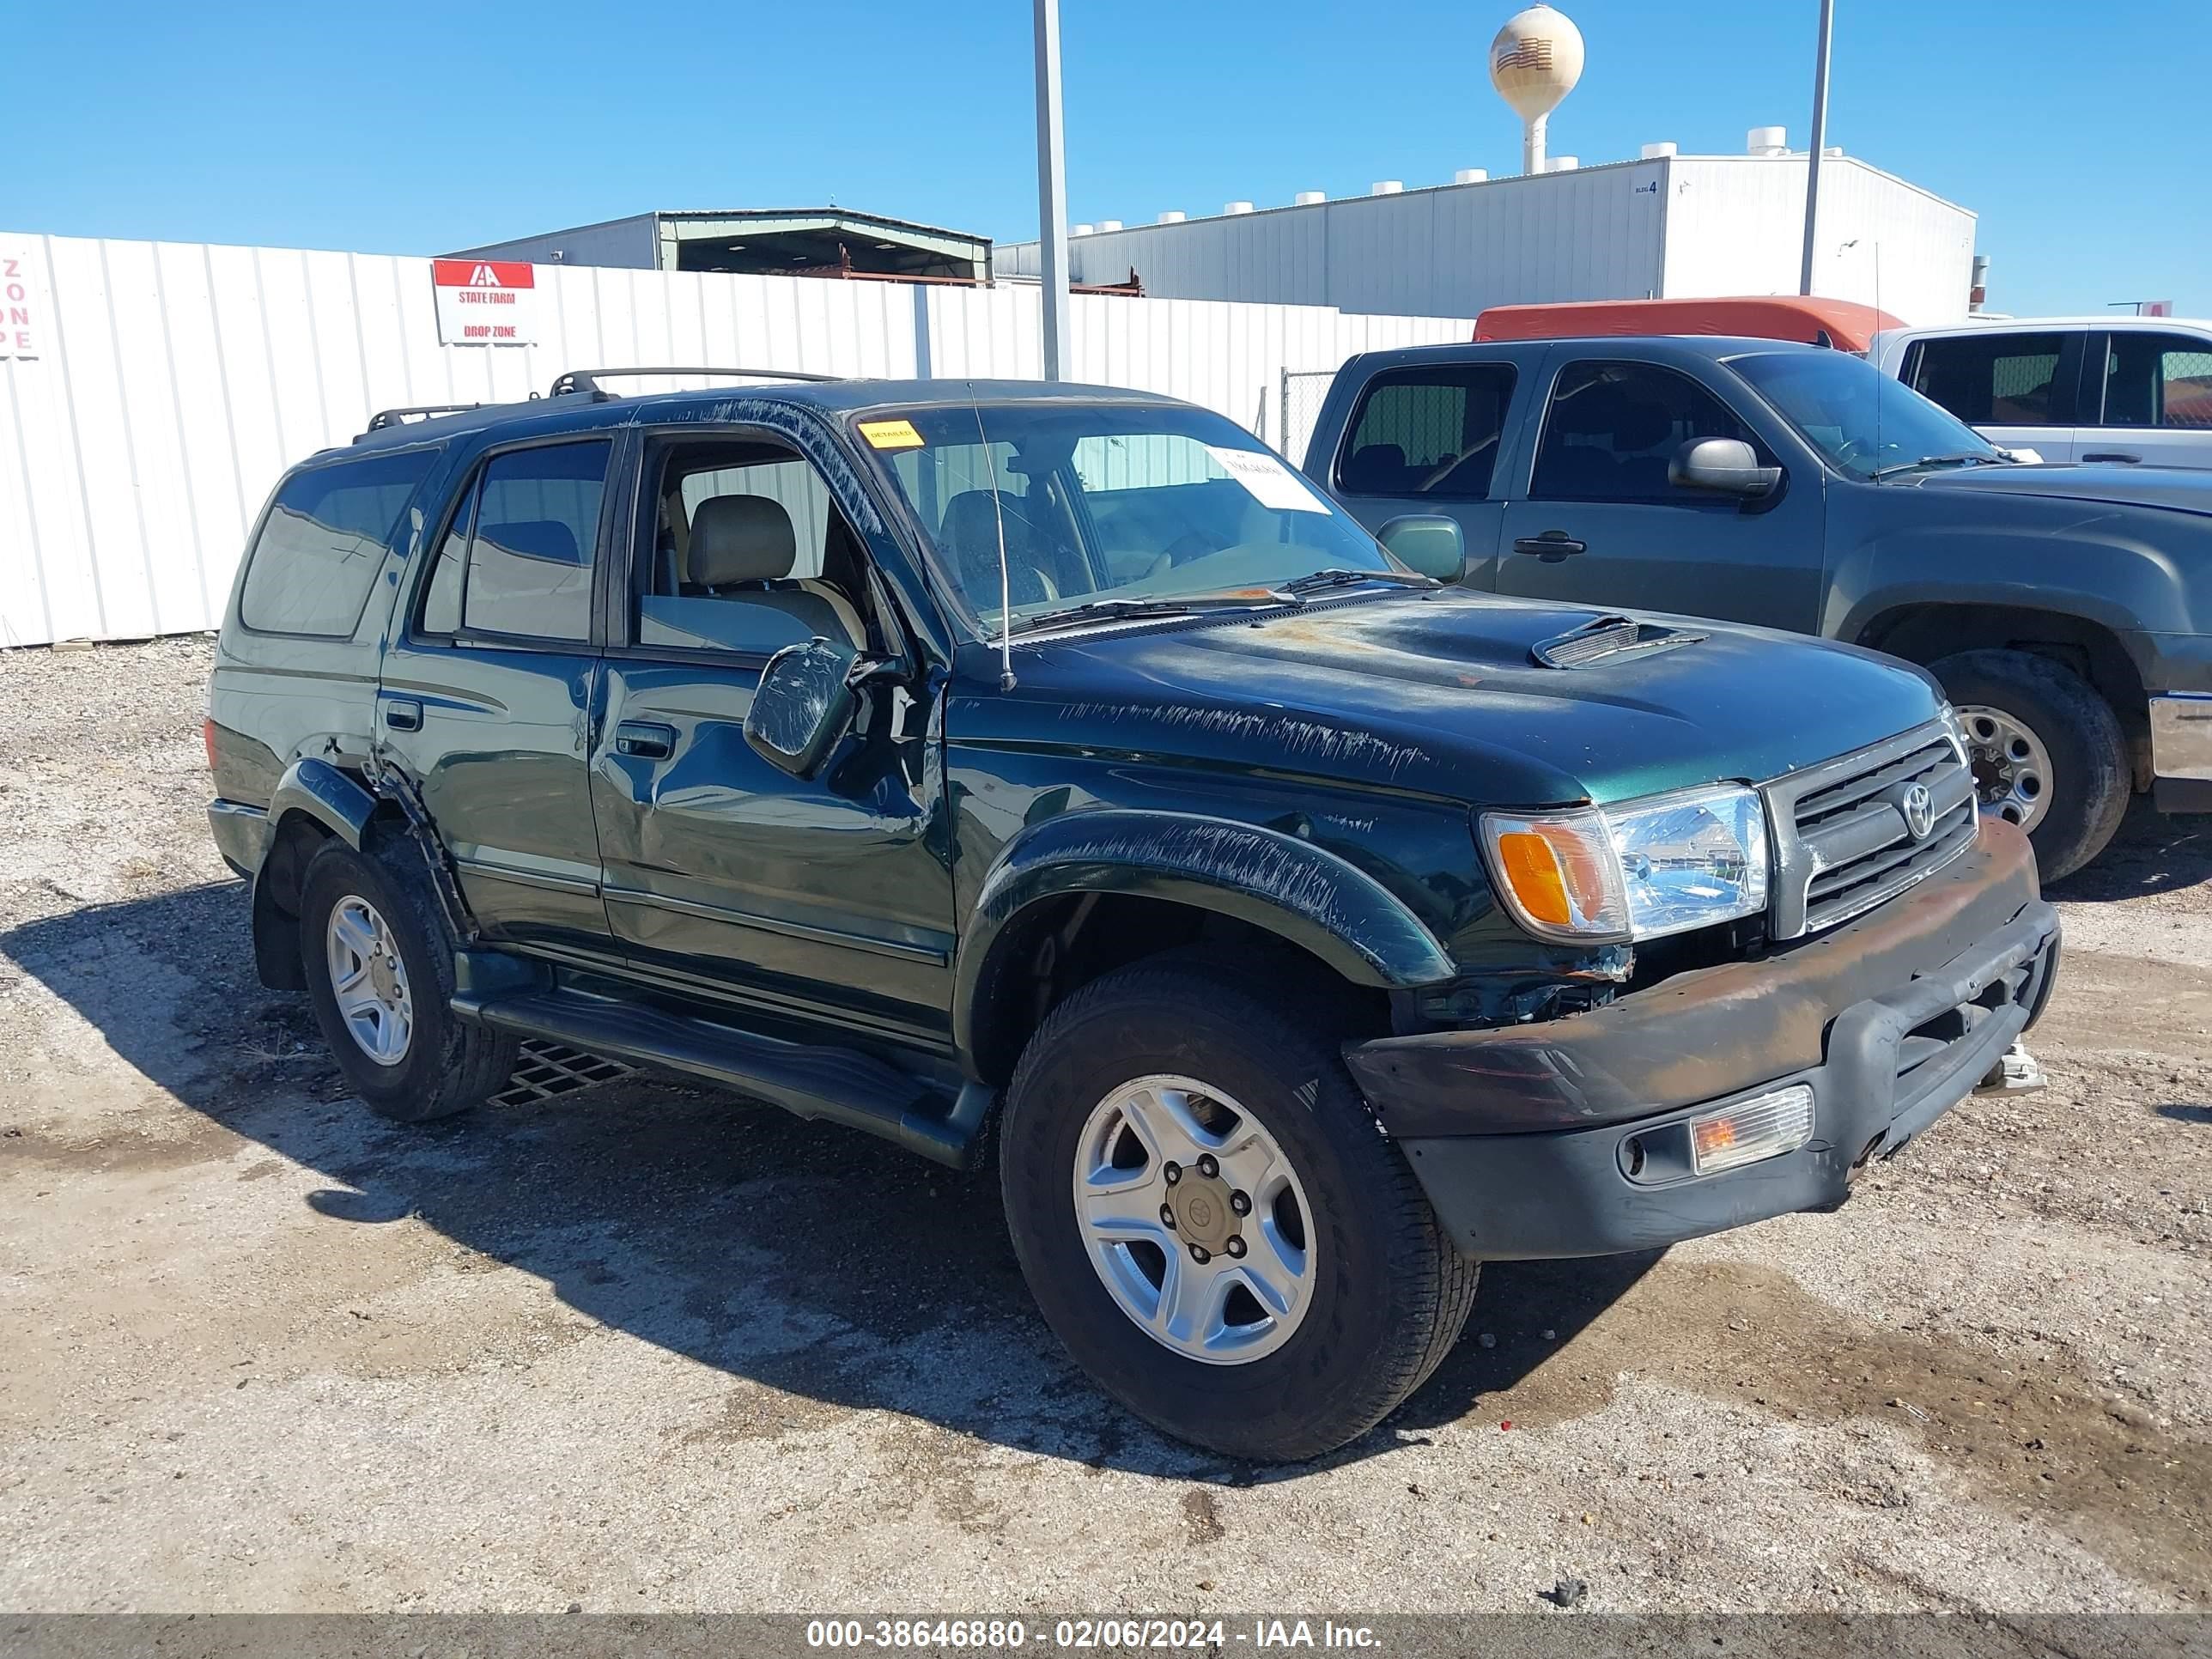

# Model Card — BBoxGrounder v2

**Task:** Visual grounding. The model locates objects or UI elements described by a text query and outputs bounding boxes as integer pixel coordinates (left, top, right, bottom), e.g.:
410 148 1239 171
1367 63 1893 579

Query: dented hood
975 588 1943 808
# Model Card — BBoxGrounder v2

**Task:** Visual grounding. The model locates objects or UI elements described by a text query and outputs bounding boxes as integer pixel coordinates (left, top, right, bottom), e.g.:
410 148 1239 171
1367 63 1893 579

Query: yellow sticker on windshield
858 418 926 450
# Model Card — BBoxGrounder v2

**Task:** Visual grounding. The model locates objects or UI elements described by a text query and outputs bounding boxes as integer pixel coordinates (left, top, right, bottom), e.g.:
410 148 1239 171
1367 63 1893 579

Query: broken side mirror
1668 437 1783 499
745 637 859 779
1376 514 1466 584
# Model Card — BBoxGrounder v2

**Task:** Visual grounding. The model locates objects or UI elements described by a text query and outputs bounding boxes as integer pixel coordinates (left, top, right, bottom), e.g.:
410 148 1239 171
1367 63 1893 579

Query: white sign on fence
0 237 46 358
432 258 537 345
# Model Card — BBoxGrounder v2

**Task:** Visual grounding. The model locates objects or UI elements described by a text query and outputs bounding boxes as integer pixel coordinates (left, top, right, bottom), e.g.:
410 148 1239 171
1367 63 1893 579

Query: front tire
1930 648 2129 881
999 959 1478 1462
298 837 517 1122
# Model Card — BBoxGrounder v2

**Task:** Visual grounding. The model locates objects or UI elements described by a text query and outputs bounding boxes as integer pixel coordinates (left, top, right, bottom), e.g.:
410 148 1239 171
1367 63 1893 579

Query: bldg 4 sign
432 258 538 346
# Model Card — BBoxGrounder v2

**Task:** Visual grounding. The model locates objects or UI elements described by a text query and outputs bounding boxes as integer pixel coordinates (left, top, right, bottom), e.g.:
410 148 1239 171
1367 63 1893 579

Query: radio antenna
967 382 1018 690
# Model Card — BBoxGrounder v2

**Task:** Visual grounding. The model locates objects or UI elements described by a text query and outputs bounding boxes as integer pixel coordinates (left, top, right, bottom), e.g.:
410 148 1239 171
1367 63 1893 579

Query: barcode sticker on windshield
1205 445 1331 514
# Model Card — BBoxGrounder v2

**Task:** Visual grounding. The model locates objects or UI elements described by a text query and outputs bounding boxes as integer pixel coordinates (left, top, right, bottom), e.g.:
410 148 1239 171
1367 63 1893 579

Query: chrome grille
1763 719 1978 939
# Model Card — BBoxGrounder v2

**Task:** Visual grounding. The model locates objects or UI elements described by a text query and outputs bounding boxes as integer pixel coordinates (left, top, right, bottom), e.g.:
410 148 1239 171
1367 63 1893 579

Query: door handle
382 698 422 732
2081 452 2141 464
1512 532 1587 562
613 720 678 760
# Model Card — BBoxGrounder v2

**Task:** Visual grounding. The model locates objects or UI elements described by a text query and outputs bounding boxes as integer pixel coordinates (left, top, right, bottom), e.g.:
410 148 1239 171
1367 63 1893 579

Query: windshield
1729 349 2006 482
858 402 1400 634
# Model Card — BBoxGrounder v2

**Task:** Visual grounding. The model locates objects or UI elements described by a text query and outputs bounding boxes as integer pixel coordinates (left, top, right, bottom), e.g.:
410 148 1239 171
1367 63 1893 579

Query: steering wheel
1158 530 1218 567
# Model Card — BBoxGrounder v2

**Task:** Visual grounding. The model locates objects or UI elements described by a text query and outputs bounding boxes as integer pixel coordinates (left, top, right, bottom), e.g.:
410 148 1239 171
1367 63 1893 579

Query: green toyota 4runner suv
206 369 2059 1461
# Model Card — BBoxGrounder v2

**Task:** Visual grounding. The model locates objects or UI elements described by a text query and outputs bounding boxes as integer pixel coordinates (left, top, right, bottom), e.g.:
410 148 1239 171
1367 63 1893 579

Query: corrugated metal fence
0 233 1472 647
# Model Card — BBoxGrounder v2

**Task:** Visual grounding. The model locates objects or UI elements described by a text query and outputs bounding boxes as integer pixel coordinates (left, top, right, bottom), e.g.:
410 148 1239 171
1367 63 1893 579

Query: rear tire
1931 648 2129 881
999 958 1478 1462
298 836 517 1122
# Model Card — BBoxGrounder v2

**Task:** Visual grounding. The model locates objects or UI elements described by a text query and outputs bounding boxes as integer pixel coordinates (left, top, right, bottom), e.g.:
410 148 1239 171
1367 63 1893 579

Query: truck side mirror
745 638 859 778
1669 437 1782 498
1376 514 1466 584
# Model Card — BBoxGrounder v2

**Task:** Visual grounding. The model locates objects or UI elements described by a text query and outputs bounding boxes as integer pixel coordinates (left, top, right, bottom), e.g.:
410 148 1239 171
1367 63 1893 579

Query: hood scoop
1531 615 1705 671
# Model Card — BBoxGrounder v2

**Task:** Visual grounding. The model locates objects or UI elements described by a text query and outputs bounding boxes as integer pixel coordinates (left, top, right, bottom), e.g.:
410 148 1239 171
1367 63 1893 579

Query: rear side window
1907 332 2067 425
1531 361 1764 502
237 449 438 636
420 440 611 641
2099 332 2212 428
1336 365 1517 500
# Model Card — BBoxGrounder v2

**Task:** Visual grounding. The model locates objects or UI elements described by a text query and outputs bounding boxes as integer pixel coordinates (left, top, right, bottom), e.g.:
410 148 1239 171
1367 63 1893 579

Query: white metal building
0 231 1471 648
999 138 1976 328
452 207 994 283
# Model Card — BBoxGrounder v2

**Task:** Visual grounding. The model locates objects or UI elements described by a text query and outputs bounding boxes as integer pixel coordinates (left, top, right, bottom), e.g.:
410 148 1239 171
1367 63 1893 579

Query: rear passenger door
2074 329 2212 467
1901 331 2082 460
588 426 955 1053
379 433 623 954
1324 361 1521 586
1493 355 1826 632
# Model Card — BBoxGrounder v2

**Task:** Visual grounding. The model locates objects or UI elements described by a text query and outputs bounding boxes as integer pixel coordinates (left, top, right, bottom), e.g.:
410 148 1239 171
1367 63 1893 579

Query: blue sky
11 0 2206 318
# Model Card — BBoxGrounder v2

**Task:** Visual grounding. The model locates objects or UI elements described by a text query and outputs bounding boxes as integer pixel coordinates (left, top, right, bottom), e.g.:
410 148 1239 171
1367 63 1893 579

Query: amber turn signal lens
1692 1117 1739 1160
1495 830 1572 927
1480 811 1627 940
203 716 218 772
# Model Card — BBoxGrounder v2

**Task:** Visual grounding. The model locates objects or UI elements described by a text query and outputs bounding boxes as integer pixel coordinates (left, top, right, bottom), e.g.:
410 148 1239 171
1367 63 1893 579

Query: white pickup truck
1868 315 2212 468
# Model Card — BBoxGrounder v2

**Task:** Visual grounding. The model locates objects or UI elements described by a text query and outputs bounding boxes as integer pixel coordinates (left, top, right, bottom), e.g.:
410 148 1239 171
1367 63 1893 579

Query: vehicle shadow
2045 796 2210 903
4 882 1653 1482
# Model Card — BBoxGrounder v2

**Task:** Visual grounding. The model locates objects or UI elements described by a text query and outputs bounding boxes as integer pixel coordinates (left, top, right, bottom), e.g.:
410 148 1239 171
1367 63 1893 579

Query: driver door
1493 354 1826 634
587 426 955 1052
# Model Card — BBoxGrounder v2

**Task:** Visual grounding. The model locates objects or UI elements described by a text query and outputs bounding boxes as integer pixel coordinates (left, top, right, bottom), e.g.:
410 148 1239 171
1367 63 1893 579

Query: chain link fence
1279 369 1340 471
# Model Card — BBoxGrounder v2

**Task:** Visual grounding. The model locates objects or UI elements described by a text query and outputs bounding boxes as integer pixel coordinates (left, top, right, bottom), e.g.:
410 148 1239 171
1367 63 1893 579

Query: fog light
1687 1085 1814 1176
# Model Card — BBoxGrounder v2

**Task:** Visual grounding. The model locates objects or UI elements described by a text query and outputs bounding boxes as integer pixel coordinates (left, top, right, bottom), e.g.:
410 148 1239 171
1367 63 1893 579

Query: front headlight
1480 783 1771 943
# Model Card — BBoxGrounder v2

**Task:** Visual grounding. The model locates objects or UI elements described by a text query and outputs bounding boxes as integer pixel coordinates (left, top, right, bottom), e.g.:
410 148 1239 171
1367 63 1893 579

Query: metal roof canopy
652 208 988 281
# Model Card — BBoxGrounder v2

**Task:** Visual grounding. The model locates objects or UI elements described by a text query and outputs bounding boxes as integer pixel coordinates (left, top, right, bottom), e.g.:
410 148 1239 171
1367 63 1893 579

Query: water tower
1489 4 1584 177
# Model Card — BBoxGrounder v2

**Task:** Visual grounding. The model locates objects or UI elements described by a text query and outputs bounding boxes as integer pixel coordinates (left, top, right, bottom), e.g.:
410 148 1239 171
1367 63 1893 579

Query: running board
450 988 991 1169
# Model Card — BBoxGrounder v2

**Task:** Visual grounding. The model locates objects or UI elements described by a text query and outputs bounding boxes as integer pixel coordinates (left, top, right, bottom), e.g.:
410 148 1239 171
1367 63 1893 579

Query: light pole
1799 0 1834 296
1033 0 1071 380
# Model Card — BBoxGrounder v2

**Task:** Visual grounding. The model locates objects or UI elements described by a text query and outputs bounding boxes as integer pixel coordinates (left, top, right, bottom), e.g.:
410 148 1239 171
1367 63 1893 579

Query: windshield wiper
1013 593 1286 635
1869 453 2004 482
1281 568 1439 595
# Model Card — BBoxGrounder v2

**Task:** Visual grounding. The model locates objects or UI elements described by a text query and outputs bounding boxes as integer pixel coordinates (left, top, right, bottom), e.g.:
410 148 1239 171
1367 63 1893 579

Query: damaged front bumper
1344 818 2059 1260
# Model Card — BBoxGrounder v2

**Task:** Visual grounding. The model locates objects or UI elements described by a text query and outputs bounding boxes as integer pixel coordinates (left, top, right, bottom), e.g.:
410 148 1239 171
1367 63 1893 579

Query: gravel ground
1 635 2208 1616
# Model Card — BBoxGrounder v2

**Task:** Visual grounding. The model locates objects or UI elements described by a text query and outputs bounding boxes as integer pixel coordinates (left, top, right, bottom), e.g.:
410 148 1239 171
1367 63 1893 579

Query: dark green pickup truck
206 370 2057 1461
1308 336 2212 879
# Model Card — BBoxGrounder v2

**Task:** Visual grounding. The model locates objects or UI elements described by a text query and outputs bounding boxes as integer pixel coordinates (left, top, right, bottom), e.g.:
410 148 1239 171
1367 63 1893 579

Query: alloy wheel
1071 1073 1317 1364
325 895 414 1066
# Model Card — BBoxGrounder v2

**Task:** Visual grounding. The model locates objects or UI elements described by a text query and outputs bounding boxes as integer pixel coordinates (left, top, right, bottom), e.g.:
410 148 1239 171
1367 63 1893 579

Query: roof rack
549 365 843 400
360 402 481 437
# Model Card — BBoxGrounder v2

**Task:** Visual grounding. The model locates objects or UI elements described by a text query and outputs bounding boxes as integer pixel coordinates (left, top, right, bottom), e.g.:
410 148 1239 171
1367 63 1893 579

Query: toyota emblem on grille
1899 781 1936 842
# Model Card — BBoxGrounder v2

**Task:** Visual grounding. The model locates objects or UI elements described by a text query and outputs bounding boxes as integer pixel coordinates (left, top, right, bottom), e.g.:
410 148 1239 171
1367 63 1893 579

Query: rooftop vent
1097 219 1123 232
1158 210 1186 223
1547 155 1579 171
1747 125 1789 156
1293 191 1327 206
1224 200 1255 214
1070 223 1094 236
1641 141 1677 158
1370 180 1404 195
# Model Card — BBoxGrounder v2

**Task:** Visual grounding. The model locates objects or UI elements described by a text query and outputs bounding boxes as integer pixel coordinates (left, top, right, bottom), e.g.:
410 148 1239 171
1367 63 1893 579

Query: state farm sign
432 258 538 346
